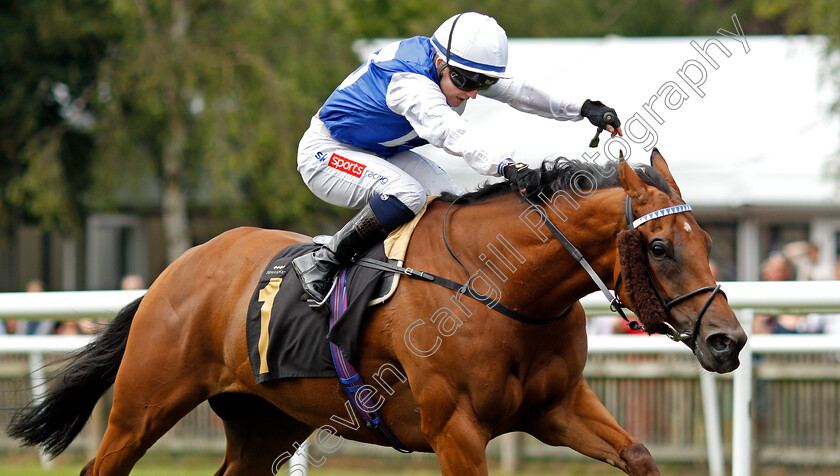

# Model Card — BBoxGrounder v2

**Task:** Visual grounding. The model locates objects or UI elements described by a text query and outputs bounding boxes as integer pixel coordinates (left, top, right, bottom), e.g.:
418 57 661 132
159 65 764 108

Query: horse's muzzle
699 329 747 373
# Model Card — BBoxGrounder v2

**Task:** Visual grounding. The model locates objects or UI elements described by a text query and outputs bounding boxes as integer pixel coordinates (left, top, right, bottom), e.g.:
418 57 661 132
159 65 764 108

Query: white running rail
2 281 839 475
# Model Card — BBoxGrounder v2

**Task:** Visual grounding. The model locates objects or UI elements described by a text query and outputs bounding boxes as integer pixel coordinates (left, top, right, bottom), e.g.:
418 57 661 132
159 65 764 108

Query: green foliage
450 0 771 38
91 0 364 239
4 0 839 248
0 0 117 233
756 0 840 40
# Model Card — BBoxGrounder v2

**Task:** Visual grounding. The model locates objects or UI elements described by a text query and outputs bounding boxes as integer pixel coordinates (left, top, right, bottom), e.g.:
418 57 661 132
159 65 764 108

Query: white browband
632 204 692 229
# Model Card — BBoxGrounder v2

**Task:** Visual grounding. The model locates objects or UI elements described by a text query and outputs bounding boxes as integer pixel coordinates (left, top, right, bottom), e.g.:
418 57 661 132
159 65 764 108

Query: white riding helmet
431 12 510 78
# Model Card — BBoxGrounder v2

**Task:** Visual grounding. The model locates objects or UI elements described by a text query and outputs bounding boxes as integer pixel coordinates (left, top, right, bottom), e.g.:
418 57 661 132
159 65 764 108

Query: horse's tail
6 296 142 459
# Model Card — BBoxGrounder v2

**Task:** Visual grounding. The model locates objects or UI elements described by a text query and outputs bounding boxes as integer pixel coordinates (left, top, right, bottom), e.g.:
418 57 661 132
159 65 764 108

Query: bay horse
9 150 746 475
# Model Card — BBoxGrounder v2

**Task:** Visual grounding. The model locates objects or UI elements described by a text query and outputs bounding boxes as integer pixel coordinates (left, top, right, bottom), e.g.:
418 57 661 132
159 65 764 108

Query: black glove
502 162 540 192
581 99 621 130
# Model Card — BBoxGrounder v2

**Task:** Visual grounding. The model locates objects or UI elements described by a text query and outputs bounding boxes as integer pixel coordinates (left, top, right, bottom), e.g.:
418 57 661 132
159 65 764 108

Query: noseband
649 279 723 347
520 192 724 350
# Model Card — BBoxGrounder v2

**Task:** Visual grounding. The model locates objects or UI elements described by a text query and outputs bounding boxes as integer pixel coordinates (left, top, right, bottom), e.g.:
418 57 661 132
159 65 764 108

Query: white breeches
297 115 462 214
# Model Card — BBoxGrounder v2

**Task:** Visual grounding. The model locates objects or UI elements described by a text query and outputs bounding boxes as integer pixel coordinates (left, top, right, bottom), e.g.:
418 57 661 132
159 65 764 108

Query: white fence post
500 432 521 473
699 371 724 476
28 351 52 469
288 439 309 475
731 309 754 476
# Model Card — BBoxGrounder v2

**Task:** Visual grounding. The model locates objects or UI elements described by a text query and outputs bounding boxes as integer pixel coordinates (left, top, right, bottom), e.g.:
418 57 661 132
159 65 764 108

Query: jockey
293 12 623 305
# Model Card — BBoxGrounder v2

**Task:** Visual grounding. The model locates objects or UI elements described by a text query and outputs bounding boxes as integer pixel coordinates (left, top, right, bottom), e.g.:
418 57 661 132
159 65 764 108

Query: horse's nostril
709 334 732 352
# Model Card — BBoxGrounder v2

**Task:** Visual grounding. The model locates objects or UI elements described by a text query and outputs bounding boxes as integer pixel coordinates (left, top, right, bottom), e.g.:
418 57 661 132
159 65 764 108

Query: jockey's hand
581 99 623 137
503 162 540 193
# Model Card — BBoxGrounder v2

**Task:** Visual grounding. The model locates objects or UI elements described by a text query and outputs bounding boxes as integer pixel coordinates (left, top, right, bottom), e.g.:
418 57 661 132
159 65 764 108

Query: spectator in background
56 275 146 335
55 319 82 335
586 315 623 335
71 274 146 335
760 252 795 282
13 280 56 335
801 257 840 336
120 274 146 291
783 241 833 281
25 279 45 292
754 252 803 334
51 277 83 335
835 257 840 282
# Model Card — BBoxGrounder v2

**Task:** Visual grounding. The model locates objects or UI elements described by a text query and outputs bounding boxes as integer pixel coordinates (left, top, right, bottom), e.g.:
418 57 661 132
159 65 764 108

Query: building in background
361 35 840 281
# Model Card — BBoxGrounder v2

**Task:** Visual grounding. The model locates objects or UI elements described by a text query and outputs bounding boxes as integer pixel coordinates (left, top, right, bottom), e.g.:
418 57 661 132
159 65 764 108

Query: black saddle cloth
245 242 389 383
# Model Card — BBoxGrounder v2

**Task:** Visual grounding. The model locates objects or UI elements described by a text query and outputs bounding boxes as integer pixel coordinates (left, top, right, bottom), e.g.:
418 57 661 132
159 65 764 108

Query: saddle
243 202 433 453
245 201 430 383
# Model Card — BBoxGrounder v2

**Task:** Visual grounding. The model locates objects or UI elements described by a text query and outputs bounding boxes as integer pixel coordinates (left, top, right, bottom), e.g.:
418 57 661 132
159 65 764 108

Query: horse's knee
619 443 659 476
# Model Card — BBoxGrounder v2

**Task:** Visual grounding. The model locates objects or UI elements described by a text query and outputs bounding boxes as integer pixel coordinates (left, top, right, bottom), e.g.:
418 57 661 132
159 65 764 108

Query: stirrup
306 275 339 308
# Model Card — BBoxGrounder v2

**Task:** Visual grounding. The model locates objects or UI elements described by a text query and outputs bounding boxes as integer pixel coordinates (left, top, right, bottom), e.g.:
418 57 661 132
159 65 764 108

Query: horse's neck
540 188 627 306
420 189 625 319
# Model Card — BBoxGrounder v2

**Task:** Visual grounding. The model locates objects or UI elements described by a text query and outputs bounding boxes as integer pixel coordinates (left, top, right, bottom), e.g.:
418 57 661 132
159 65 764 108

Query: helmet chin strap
435 54 447 80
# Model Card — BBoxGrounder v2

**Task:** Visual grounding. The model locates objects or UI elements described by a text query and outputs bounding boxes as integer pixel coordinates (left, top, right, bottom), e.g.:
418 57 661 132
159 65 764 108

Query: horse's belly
254 376 430 451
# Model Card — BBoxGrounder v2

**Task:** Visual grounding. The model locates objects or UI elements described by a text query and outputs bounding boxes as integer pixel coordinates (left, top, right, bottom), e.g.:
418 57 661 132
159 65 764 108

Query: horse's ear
650 148 682 198
618 153 648 202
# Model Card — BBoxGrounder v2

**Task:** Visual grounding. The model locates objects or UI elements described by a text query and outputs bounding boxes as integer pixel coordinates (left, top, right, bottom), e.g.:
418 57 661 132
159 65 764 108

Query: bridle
620 195 724 349
520 191 724 350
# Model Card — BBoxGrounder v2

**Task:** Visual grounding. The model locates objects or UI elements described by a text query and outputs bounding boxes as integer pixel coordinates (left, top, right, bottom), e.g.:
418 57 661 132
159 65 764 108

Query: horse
8 150 746 476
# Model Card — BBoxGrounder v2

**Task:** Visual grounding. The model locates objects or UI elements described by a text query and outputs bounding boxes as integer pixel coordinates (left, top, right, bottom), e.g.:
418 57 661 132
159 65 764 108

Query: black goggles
448 66 498 91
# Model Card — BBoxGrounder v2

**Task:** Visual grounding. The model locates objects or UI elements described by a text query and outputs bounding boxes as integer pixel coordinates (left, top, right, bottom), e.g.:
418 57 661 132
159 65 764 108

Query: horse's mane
438 158 671 203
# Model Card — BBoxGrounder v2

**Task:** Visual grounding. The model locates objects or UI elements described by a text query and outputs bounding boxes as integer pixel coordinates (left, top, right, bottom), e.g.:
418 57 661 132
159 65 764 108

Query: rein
361 194 584 325
356 258 573 325
519 193 630 321
355 193 572 325
357 188 722 340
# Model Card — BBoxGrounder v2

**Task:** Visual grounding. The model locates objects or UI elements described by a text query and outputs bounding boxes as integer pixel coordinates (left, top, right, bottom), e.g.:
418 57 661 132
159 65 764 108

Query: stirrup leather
293 203 389 308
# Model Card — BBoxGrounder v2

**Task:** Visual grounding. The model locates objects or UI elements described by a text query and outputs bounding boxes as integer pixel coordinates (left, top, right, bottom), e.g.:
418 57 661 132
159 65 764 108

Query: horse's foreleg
528 378 659 476
421 405 490 476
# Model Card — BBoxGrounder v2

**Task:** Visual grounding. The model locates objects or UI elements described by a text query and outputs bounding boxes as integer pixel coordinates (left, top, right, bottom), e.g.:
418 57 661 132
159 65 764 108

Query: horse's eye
650 242 668 258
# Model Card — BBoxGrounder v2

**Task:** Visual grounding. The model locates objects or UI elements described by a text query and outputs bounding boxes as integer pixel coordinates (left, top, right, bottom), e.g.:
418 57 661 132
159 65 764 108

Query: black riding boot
292 203 389 306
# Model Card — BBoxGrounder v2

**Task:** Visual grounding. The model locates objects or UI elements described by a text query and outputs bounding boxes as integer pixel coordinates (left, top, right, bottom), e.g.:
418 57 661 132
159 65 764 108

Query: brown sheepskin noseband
617 229 667 334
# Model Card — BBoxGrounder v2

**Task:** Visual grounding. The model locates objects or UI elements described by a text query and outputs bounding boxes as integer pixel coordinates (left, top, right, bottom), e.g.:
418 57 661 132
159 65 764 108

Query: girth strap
328 270 412 453
355 258 572 325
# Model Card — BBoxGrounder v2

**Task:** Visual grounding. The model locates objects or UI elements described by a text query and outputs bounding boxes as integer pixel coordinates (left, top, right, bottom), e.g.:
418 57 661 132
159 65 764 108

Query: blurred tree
93 0 362 262
756 0 840 41
0 0 118 233
450 0 783 38
346 0 453 38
